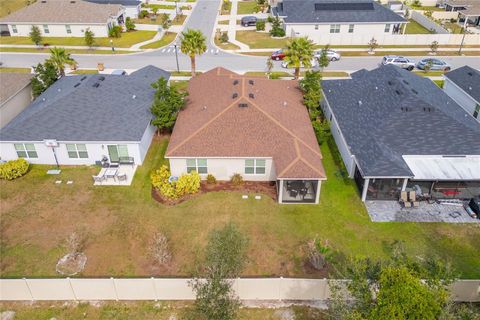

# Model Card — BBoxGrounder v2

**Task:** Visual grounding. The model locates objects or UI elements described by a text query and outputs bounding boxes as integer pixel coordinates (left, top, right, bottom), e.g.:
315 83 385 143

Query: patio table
104 168 118 181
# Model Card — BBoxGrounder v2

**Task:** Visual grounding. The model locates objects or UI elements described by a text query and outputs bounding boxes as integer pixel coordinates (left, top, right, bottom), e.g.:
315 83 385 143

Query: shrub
306 237 331 270
270 16 285 37
266 16 273 23
108 25 122 38
256 20 265 31
206 174 217 184
151 165 200 199
125 17 136 31
230 173 243 186
176 171 201 195
139 9 149 19
149 232 172 265
219 32 229 43
0 159 29 180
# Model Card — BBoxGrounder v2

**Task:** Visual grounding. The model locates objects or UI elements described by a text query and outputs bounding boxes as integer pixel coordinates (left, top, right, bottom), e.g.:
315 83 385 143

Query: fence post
67 277 77 301
23 278 34 301
151 277 158 301
111 277 119 301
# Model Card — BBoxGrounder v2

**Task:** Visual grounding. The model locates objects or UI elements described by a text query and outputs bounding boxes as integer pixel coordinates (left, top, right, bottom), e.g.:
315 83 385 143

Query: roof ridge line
245 97 322 158
277 156 300 177
297 155 326 178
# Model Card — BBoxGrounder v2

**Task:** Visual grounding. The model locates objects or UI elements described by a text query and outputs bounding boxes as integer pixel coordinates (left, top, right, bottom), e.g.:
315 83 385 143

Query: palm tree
180 29 207 77
47 47 76 76
283 37 315 79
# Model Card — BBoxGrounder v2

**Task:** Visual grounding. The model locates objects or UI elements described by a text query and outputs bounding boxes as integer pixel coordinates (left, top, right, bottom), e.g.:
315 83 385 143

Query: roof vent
42 98 46 101
374 86 378 90
74 83 81 88
233 80 239 85
401 107 410 112
248 80 254 85
57 88 61 92
423 107 433 112
239 103 248 108
70 0 76 3
283 101 287 107
232 93 238 99
411 89 418 94
80 76 87 81
249 93 254 99
387 80 394 86
468 86 472 91
395 90 402 95
132 95 136 99
92 83 100 88
467 72 473 76
402 80 409 85
358 100 362 106
99 76 105 81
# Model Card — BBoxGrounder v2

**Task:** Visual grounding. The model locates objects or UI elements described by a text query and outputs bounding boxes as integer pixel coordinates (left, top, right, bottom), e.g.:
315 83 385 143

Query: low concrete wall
309 33 479 45
1 278 478 302
411 10 449 34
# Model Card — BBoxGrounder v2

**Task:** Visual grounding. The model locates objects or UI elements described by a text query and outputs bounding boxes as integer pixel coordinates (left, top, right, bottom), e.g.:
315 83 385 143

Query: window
245 159 266 174
43 24 49 34
384 24 391 33
65 25 71 34
474 104 480 119
186 159 207 174
315 25 319 30
330 24 340 33
348 24 354 33
66 144 88 158
14 143 38 158
11 25 17 33
107 144 128 162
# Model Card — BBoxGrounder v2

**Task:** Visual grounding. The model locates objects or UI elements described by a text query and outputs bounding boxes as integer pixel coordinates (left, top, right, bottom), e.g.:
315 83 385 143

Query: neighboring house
444 0 480 28
0 0 125 37
272 0 406 38
0 73 32 129
443 66 480 122
166 68 326 204
321 65 480 202
85 0 142 19
0 66 170 166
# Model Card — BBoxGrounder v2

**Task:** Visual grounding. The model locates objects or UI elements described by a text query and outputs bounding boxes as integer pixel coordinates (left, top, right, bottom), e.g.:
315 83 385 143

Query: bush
149 232 172 265
125 17 136 31
150 165 200 199
219 32 229 43
176 171 201 195
139 9 149 19
207 174 217 184
256 20 265 31
108 25 122 38
270 16 285 37
0 159 29 180
230 173 243 186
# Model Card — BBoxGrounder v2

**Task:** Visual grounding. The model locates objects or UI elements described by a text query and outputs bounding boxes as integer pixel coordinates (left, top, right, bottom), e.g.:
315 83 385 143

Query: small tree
368 37 378 54
29 25 42 46
31 61 59 97
306 237 332 270
300 70 323 119
150 77 188 133
430 40 439 55
125 17 136 31
180 29 207 77
270 16 286 37
108 25 122 38
424 10 433 18
152 7 159 16
84 28 95 48
148 232 172 265
318 45 331 71
266 57 273 78
65 231 86 256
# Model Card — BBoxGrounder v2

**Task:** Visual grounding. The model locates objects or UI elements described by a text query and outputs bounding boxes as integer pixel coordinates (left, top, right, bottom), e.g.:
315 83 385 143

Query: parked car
416 58 451 71
314 49 341 61
281 58 318 69
381 55 416 71
271 49 286 61
241 16 257 27
111 69 127 75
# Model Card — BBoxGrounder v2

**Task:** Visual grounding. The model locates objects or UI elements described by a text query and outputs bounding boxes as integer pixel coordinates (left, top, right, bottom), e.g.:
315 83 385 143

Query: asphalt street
1 0 479 73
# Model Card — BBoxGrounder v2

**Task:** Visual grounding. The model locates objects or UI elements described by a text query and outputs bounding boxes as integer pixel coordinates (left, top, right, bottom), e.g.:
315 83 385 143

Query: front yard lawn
0 31 157 48
140 32 177 49
0 67 31 73
405 19 434 34
236 31 290 49
237 1 257 14
1 136 479 278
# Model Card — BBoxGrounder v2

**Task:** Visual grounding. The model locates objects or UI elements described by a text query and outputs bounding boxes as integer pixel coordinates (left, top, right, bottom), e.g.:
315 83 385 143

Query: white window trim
186 159 208 174
66 143 88 159
66 25 71 34
330 24 341 33
12 25 18 33
348 24 354 33
244 159 266 175
14 143 38 159
384 23 391 33
43 24 49 34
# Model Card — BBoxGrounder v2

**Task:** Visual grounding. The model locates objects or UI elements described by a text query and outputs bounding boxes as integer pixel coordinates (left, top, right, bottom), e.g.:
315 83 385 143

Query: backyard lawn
236 31 290 49
0 31 157 48
405 19 434 34
1 137 479 278
237 1 257 14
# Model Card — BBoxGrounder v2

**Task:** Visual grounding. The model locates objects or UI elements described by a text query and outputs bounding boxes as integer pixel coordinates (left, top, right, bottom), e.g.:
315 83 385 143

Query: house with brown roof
166 68 326 204
0 72 32 129
0 0 125 37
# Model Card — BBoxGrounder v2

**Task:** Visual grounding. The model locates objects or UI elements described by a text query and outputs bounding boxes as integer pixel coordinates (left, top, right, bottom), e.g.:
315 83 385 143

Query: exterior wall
286 22 401 38
0 83 32 129
7 23 110 37
0 141 144 165
124 5 141 18
138 125 156 163
168 157 276 181
443 78 480 121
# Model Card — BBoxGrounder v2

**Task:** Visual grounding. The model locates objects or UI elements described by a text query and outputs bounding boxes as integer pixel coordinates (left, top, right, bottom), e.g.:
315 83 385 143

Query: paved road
1 0 480 73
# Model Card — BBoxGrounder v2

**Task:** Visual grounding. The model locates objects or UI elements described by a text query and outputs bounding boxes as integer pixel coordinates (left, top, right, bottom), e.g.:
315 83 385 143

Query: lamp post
174 41 180 72
110 39 115 52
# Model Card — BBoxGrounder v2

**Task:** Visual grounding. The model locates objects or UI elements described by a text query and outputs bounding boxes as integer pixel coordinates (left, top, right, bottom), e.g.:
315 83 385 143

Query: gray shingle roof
84 0 141 7
322 65 480 178
0 73 32 105
444 65 480 103
0 66 170 142
275 0 406 24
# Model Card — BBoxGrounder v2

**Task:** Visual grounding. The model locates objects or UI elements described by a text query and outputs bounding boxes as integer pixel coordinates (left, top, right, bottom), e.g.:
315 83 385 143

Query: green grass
236 31 289 49
433 79 444 88
243 71 349 78
140 32 177 49
170 71 202 76
170 80 190 92
0 31 157 48
0 0 29 18
217 20 230 25
1 137 480 278
0 67 31 73
405 19 434 34
444 22 464 34
134 15 169 25
0 47 131 54
221 0 232 15
70 69 99 75
413 70 445 76
144 3 176 10
214 37 241 50
411 5 444 11
237 1 257 14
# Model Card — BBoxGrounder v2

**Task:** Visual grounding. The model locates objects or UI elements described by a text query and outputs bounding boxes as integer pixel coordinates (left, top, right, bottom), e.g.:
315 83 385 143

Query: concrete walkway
130 31 163 50
226 0 249 50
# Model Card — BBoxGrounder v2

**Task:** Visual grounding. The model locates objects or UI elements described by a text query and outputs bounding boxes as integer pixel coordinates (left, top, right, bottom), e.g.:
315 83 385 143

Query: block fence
1 278 478 302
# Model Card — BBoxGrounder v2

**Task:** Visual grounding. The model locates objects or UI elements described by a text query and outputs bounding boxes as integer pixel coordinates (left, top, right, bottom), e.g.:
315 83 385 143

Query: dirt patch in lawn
152 181 277 205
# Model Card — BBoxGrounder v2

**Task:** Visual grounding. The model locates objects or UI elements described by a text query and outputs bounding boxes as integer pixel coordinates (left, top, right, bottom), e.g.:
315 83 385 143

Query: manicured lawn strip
170 71 202 76
433 79 444 88
0 67 31 73
1 136 479 278
214 37 241 50
220 1 232 15
237 1 257 14
0 47 131 54
143 3 176 10
0 31 157 48
140 32 177 49
134 15 169 25
171 14 187 25
170 80 190 92
236 31 289 49
70 69 99 74
243 71 349 78
340 50 479 56
411 5 445 11
0 0 28 18
217 20 230 25
405 19 434 34
413 70 445 76
244 71 291 77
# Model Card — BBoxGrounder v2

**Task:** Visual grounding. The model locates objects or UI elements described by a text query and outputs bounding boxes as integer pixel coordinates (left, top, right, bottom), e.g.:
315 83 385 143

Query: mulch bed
152 181 277 206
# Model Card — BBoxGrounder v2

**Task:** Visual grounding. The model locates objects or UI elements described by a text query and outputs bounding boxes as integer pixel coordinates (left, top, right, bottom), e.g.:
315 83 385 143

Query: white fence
310 33 480 45
411 10 449 34
1 278 478 302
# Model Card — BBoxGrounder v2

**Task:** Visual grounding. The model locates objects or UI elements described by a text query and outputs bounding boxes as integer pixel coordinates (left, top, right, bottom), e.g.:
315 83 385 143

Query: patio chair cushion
119 157 134 165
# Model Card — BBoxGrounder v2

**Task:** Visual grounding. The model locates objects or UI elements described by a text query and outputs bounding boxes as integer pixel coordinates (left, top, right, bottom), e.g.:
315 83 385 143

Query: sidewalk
226 0 249 50
228 46 480 53
130 30 163 50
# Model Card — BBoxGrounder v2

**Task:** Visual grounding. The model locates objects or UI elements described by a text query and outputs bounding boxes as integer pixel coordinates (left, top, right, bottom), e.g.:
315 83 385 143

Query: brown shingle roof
166 68 326 180
0 73 32 105
0 0 122 24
